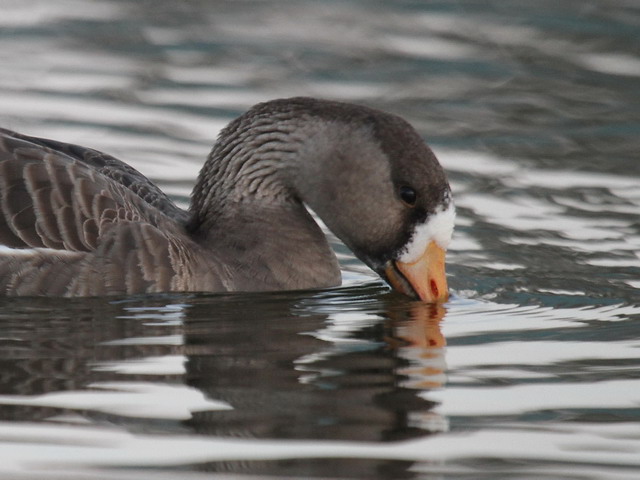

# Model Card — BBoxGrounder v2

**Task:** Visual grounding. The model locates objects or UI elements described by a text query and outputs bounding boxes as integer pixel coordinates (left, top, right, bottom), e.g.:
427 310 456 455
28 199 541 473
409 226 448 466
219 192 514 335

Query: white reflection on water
444 299 640 336
0 382 229 420
0 0 119 27
93 355 185 374
578 52 640 77
1 421 639 474
440 149 640 239
0 91 221 139
445 339 640 371
430 379 640 416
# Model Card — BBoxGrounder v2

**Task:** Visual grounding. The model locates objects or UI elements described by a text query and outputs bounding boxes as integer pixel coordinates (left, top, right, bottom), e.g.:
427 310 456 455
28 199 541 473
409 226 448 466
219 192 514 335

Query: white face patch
398 202 456 263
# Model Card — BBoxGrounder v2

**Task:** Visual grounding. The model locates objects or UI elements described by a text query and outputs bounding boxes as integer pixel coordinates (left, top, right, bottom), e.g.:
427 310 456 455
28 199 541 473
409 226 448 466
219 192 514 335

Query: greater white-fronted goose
0 97 454 299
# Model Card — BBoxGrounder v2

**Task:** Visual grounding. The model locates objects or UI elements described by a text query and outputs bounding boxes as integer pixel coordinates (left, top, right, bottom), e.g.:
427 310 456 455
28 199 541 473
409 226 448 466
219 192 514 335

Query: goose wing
0 128 202 296
0 128 188 251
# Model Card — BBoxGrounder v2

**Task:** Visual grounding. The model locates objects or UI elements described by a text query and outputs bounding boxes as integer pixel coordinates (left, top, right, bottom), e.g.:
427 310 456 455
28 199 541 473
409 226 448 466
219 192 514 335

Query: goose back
0 129 208 296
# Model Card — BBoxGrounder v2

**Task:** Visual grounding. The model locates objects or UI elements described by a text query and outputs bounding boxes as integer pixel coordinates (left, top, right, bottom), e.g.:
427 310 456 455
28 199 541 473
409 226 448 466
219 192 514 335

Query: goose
0 97 454 299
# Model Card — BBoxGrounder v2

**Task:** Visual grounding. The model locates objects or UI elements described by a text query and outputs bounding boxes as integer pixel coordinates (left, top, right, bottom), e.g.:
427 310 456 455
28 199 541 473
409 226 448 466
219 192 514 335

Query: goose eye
399 186 417 206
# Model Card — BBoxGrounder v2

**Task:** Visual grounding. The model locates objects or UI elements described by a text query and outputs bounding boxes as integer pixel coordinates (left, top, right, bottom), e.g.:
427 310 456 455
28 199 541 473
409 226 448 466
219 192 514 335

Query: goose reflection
183 290 448 442
0 289 449 477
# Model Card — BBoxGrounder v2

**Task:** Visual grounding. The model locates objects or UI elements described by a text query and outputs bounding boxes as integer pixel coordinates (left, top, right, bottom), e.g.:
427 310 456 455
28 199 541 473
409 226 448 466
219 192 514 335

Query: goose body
0 97 454 299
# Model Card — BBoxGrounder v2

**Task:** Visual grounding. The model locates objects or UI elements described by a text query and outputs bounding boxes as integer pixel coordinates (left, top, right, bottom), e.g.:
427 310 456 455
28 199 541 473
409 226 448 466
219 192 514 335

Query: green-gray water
0 1 639 478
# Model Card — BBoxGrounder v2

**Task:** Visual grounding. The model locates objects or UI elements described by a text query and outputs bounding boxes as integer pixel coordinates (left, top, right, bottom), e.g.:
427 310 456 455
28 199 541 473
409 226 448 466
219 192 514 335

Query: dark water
0 1 639 479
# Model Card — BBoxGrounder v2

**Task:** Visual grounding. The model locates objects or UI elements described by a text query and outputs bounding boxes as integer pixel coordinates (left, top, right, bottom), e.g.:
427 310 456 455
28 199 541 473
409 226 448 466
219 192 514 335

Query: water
0 0 639 478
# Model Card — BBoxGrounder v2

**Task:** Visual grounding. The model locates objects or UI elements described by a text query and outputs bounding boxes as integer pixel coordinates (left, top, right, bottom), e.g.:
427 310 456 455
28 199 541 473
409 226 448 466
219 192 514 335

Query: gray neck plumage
190 110 305 226
189 100 367 231
186 104 347 290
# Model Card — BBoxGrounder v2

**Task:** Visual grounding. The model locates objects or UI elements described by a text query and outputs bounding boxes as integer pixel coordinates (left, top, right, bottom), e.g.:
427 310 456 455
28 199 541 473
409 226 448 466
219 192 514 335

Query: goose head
190 98 454 302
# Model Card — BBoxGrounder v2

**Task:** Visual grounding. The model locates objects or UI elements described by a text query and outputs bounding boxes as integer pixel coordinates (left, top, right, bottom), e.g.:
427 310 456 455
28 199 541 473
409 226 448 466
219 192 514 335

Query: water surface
0 1 639 479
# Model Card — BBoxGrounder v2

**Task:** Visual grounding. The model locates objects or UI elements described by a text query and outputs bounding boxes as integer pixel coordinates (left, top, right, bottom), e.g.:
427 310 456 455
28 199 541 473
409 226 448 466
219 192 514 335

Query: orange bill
384 241 449 303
